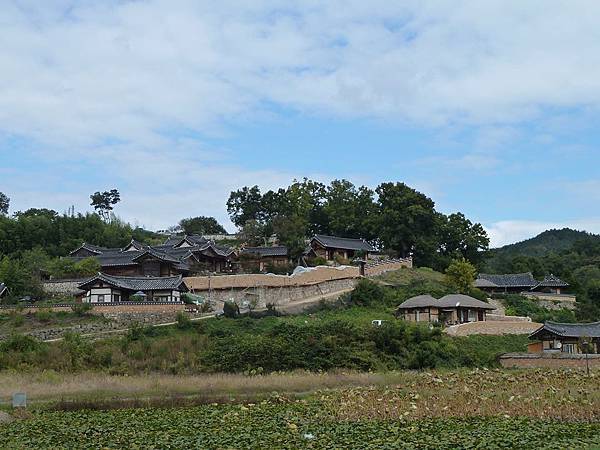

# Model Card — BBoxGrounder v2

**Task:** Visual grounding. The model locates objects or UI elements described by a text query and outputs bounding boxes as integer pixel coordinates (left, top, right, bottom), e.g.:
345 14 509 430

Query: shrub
0 334 42 352
348 279 388 307
71 303 93 316
11 313 25 327
176 312 193 330
223 301 240 319
35 308 54 323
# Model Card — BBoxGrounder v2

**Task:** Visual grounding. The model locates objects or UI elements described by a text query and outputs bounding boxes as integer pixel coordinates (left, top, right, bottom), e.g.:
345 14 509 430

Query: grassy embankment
0 267 529 375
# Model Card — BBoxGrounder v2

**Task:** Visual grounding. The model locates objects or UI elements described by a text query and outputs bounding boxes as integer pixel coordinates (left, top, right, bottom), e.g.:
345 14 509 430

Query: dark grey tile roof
242 246 289 257
163 235 183 246
397 294 495 310
70 235 235 273
79 273 187 292
530 321 600 339
477 273 537 288
396 294 438 308
438 294 495 310
312 235 375 252
533 274 569 289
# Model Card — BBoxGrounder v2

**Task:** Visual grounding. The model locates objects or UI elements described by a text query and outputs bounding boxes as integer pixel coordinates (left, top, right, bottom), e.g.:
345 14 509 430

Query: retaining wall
196 278 357 308
500 352 600 369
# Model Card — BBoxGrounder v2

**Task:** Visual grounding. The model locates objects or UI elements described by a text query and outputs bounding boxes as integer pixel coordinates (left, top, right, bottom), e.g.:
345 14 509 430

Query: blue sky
1 1 599 246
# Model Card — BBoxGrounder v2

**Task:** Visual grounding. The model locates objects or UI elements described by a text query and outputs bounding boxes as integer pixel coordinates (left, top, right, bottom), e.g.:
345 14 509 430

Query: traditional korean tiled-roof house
474 273 538 293
69 235 235 277
78 273 188 303
531 274 569 294
396 294 495 325
0 282 9 299
475 273 569 295
239 246 289 272
307 235 376 262
528 322 600 354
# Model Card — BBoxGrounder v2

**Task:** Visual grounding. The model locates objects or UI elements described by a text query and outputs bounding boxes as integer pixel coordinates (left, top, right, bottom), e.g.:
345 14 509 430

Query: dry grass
324 368 600 421
0 370 404 406
1 369 597 420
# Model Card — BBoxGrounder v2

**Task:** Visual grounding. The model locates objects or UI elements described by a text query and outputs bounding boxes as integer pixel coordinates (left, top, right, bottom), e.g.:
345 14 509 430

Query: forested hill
490 228 599 259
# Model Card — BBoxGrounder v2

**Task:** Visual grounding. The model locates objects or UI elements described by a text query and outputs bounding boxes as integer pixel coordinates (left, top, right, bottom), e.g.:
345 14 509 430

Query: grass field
0 369 598 449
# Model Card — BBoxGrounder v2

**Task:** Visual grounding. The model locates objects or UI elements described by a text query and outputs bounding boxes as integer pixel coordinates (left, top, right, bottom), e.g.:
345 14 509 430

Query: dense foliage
497 294 577 323
0 280 527 374
178 216 227 235
485 228 600 321
0 209 160 298
227 179 489 269
0 401 597 449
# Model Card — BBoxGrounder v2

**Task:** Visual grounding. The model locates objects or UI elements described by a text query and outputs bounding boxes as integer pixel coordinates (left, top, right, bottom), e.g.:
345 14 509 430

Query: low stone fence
521 292 577 303
486 314 532 322
192 278 357 309
364 258 413 276
500 352 600 369
0 302 185 315
42 279 86 297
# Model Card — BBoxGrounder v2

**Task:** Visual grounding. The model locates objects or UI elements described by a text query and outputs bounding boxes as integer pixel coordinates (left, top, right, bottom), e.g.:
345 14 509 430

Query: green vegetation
444 258 477 294
228 179 489 269
1 407 597 449
1 369 599 449
0 309 104 335
485 228 600 320
497 294 577 323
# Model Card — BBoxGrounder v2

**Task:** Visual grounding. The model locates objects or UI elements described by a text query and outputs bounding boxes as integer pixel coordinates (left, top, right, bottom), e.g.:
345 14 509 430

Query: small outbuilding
396 294 495 326
528 322 600 354
79 273 188 303
240 246 290 272
307 235 375 262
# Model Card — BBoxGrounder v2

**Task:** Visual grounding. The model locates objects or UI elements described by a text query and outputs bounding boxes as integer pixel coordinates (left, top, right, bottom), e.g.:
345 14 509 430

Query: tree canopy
227 178 489 270
90 189 121 222
178 216 227 235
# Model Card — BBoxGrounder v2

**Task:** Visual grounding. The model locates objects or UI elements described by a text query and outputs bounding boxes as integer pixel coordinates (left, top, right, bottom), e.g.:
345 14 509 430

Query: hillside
484 228 600 274
491 228 598 258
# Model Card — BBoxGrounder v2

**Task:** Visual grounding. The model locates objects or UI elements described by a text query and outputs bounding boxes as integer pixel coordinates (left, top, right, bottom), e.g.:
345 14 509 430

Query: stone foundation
500 352 600 369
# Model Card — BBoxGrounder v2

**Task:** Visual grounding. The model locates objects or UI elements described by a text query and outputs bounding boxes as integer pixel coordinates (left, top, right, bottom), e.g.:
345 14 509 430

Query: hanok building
79 273 188 303
239 246 289 272
474 273 538 294
69 235 235 277
0 282 9 299
528 321 600 354
396 294 495 326
531 274 569 295
474 272 569 295
307 235 376 262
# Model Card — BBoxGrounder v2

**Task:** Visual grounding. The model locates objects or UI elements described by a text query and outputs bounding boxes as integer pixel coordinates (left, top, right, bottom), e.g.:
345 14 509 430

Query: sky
1 1 600 247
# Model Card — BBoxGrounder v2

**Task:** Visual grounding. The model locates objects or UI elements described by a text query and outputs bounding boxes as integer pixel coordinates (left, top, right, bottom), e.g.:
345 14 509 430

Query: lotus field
0 369 598 449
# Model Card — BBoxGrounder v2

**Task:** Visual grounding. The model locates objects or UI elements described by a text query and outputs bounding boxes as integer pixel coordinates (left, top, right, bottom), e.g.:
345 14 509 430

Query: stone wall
500 352 600 369
196 278 357 309
42 279 86 297
364 258 413 276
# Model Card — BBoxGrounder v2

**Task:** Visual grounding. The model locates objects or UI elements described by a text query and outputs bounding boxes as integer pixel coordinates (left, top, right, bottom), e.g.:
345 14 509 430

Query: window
563 344 576 354
98 294 105 303
468 309 477 322
114 294 121 302
415 311 420 321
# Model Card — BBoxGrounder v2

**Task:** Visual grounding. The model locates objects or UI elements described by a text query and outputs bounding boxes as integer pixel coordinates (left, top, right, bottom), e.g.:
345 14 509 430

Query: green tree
444 258 477 294
272 215 307 262
179 216 227 235
438 212 490 267
74 257 101 276
227 186 264 228
374 182 438 262
0 192 10 215
90 189 121 222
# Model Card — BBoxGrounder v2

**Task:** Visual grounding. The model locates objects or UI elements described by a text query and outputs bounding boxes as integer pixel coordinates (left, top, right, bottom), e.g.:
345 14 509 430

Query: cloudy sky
1 1 599 247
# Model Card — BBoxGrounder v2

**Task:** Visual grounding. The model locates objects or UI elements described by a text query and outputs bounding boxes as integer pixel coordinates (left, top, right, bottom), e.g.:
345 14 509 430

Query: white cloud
485 219 600 248
2 1 600 229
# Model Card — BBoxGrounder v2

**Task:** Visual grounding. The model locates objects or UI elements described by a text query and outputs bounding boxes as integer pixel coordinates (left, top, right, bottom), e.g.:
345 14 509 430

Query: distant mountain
490 228 599 259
